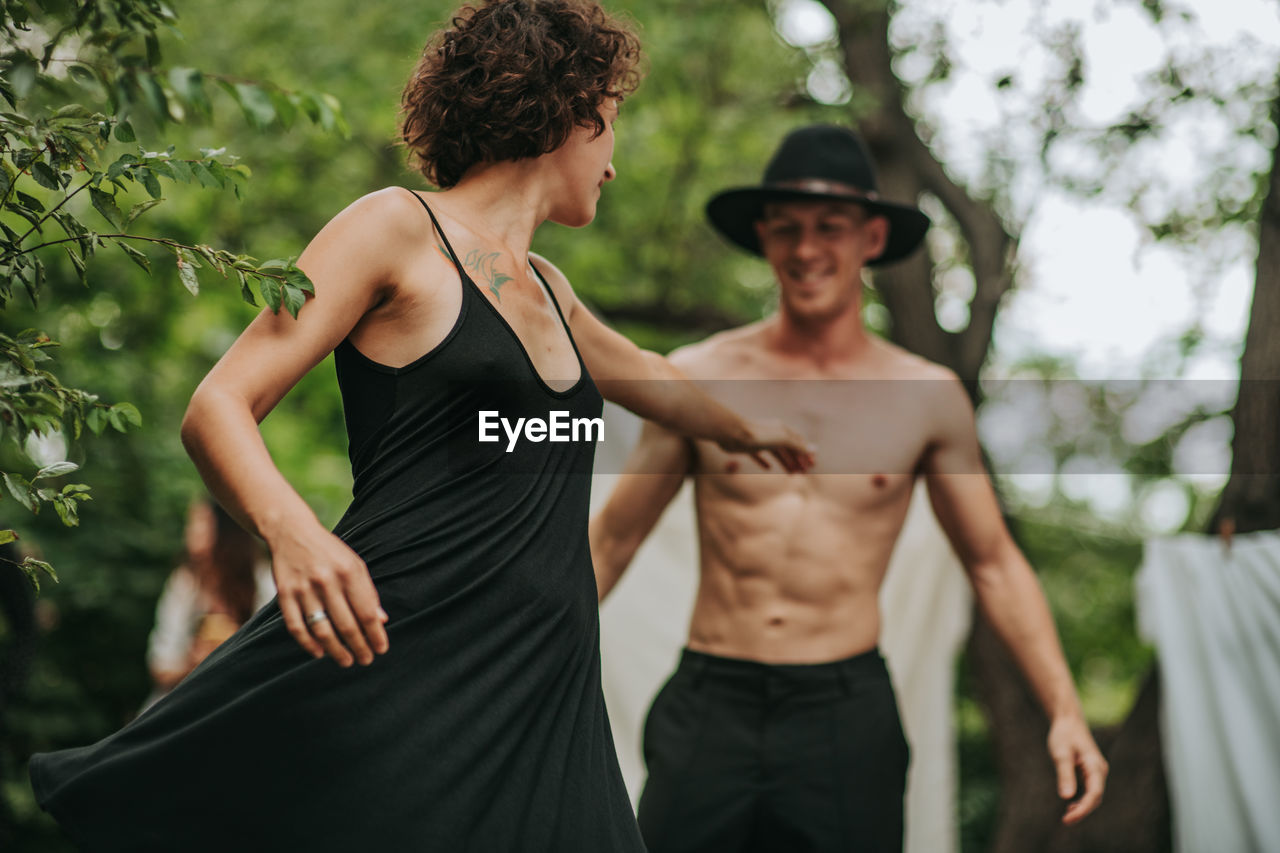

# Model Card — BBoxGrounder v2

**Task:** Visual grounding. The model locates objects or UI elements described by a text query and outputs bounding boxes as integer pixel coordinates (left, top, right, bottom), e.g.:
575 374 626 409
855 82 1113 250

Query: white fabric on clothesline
1135 532 1280 853
591 403 970 853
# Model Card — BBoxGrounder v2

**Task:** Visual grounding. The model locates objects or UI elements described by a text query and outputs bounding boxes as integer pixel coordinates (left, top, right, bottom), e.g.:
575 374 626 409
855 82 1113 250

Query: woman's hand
267 521 389 668
717 420 816 474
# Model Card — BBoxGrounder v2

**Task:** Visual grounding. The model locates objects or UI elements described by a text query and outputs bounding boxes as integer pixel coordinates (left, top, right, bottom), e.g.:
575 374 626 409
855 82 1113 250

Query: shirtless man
591 125 1108 853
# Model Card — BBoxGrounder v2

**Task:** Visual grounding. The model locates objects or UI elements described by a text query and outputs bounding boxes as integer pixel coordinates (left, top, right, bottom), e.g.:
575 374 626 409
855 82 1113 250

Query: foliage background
2 0 1271 849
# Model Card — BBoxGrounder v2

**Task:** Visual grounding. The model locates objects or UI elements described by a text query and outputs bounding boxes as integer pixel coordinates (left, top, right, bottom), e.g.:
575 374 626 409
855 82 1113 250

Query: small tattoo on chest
463 249 513 301
433 240 515 302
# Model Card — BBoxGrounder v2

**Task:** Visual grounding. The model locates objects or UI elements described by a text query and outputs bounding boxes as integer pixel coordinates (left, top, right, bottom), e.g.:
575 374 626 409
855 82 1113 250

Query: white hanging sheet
1135 532 1280 853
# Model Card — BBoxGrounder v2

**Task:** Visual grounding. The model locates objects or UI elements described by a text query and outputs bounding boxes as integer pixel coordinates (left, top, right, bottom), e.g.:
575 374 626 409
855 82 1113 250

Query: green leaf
282 282 307 318
284 267 315 294
134 70 169 119
169 67 211 115
86 407 108 435
16 190 45 212
147 160 175 180
68 64 98 87
113 240 149 272
61 483 92 496
237 268 256 305
233 83 276 129
124 198 163 228
176 250 199 295
19 555 58 592
145 33 162 68
64 246 87 284
111 402 142 428
53 497 80 527
258 277 283 312
114 120 136 142
297 93 321 124
89 187 124 229
138 167 162 199
0 529 16 545
190 161 220 189
268 89 297 129
3 473 36 512
168 159 193 183
206 160 228 187
31 161 61 190
34 461 79 480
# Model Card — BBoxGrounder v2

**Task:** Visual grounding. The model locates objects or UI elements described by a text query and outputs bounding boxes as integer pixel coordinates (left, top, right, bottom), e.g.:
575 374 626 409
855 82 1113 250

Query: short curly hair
400 0 642 188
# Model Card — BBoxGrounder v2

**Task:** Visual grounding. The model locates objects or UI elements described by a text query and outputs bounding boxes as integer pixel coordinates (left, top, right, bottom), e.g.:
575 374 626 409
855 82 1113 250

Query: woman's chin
549 203 598 229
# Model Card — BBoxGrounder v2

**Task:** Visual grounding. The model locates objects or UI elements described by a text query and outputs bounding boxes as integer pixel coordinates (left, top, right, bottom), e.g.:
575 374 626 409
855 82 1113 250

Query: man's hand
719 420 816 474
268 522 390 667
1048 713 1109 824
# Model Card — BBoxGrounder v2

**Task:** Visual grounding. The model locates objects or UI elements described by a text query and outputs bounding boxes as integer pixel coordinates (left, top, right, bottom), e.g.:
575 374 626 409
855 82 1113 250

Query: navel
871 473 888 488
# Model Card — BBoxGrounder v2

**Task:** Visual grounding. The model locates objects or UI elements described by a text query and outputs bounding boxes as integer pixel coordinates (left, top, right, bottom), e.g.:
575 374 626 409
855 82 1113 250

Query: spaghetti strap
528 260 573 333
403 188 467 280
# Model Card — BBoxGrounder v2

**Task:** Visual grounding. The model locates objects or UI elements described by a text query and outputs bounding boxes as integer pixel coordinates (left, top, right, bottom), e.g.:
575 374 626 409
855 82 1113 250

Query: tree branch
817 0 1019 378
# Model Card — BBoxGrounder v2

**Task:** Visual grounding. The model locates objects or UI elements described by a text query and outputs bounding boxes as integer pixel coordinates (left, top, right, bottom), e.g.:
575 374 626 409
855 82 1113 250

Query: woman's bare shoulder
527 251 577 306
322 187 434 246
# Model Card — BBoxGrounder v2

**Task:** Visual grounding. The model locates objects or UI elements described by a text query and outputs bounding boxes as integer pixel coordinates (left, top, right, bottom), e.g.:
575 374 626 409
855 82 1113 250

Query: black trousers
637 647 909 853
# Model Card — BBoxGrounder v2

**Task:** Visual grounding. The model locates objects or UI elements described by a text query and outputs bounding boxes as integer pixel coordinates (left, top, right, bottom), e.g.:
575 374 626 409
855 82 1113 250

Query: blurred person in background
144 499 273 707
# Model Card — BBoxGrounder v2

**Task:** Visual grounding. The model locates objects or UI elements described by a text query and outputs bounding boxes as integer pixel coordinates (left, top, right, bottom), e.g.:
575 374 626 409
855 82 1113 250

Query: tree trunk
813 2 1179 850
1210 86 1280 536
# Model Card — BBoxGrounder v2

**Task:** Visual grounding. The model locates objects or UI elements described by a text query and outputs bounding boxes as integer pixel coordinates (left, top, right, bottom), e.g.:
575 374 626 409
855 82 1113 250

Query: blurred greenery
0 0 1265 850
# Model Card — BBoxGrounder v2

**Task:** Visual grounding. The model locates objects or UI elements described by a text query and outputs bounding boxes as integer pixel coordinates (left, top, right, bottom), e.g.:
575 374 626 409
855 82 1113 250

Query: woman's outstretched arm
531 253 815 473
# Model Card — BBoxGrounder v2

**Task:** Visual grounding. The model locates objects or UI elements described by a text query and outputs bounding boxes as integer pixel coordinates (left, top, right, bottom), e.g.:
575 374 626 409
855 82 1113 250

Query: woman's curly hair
400 0 642 188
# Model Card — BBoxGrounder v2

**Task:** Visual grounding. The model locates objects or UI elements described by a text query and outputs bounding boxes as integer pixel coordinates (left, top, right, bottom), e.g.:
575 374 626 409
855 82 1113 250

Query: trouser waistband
674 646 889 699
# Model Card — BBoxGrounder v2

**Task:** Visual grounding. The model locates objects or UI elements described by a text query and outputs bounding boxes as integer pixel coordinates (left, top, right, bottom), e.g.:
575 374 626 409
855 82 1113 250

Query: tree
805 1 1276 850
0 0 328 588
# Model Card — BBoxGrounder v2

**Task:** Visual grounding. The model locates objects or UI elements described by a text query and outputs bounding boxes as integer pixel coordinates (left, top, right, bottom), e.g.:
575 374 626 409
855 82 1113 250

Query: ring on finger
306 609 329 626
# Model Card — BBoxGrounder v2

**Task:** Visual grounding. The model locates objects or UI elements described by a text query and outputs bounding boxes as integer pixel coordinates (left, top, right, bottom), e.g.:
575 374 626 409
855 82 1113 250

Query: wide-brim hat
706 125 930 267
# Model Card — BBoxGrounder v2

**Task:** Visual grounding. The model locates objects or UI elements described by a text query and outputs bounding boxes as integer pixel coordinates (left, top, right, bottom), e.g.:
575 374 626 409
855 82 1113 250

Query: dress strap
528 260 573 331
403 188 467 281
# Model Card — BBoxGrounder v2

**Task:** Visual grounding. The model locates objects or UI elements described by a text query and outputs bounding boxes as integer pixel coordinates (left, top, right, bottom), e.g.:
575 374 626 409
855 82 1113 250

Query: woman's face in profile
544 98 619 228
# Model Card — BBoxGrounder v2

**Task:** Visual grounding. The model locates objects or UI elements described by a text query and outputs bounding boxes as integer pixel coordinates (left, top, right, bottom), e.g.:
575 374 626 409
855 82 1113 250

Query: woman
144 499 274 709
30 2 812 849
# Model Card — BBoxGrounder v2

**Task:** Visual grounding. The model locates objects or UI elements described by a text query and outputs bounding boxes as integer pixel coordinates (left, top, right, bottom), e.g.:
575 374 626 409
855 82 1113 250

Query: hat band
767 178 880 200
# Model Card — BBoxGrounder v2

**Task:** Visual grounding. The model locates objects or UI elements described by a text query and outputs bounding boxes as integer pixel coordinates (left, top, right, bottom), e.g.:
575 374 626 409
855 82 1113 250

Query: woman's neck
432 160 552 258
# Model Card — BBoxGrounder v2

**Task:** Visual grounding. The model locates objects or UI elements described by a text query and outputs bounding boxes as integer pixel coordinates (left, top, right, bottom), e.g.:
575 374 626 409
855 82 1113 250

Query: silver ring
305 609 329 626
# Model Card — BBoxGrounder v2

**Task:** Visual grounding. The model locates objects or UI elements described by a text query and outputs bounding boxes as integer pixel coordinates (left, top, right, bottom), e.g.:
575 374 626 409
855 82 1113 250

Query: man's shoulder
668 323 768 376
868 337 959 383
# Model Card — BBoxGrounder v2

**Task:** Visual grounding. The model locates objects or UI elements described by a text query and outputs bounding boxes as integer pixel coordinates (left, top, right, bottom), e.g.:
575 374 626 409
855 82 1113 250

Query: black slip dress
29 192 646 852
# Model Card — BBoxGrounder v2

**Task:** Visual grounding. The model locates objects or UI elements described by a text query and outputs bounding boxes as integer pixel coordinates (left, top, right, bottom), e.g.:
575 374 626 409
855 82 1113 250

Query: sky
777 0 1280 530
778 0 1278 379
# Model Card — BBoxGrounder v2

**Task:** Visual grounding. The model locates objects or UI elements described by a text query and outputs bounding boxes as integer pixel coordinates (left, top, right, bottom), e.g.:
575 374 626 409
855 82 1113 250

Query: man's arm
922 375 1108 825
590 419 693 601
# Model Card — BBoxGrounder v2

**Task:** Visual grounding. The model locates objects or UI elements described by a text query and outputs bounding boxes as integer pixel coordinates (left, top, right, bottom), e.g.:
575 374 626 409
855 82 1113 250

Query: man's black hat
706 124 930 266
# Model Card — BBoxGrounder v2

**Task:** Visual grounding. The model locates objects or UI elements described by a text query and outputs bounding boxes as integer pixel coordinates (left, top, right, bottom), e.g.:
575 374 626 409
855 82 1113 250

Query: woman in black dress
30 1 812 849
